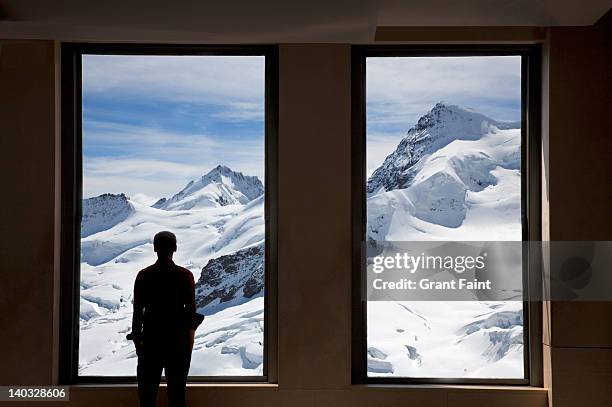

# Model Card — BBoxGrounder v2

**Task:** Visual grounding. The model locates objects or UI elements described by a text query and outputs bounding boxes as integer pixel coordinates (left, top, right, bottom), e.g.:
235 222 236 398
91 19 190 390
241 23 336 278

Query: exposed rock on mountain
367 102 521 233
153 165 263 210
367 102 520 197
195 243 264 313
81 193 134 238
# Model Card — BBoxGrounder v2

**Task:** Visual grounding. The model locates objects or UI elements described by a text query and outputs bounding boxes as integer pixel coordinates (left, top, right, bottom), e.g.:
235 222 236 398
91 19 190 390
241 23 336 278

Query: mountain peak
367 103 520 196
82 193 134 237
431 101 476 116
208 164 233 175
153 165 263 210
433 100 452 109
413 102 519 134
201 165 247 183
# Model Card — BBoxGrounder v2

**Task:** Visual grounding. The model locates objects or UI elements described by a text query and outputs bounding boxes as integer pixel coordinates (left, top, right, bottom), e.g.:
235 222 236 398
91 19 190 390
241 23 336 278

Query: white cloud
364 56 522 178
84 145 265 194
366 56 522 126
366 132 405 177
129 193 160 206
84 121 219 152
81 55 266 200
212 101 264 122
83 155 264 200
82 55 265 122
83 123 265 199
83 157 203 198
84 157 203 178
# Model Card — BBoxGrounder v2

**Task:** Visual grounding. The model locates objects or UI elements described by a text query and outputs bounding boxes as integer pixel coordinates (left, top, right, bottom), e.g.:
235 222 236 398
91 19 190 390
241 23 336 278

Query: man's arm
131 273 144 352
185 271 198 350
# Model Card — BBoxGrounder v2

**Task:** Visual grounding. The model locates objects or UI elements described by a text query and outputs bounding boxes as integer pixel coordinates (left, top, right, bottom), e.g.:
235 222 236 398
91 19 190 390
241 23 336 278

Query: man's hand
188 329 196 351
134 339 144 357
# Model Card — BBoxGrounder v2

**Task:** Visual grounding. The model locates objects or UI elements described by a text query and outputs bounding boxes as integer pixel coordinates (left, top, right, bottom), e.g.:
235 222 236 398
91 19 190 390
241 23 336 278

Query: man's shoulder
136 264 157 280
135 262 193 281
174 265 194 280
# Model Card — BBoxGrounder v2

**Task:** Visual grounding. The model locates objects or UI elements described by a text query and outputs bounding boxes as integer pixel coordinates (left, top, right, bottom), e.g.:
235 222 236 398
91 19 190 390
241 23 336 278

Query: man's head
153 231 177 258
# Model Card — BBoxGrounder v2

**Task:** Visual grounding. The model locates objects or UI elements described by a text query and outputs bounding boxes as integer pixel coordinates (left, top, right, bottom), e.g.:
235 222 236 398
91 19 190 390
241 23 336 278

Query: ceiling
0 0 610 42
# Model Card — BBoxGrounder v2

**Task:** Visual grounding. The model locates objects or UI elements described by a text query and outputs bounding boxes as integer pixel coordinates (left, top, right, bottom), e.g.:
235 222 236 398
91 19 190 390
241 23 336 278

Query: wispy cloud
81 55 266 199
365 56 522 174
83 153 264 199
83 157 203 198
83 121 264 199
83 55 265 123
129 193 160 206
84 120 219 158
84 157 203 178
366 132 405 177
366 56 522 133
211 102 264 122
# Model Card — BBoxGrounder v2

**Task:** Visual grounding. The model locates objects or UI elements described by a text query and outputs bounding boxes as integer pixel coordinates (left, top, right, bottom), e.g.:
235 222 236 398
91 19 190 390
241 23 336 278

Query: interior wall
0 40 549 407
277 44 352 389
0 1 610 43
0 40 56 386
3 16 611 403
542 10 612 407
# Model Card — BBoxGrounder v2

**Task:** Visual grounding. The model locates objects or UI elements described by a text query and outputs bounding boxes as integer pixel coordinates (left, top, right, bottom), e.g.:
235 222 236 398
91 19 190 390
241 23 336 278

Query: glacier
77 102 525 379
366 103 525 379
78 165 266 376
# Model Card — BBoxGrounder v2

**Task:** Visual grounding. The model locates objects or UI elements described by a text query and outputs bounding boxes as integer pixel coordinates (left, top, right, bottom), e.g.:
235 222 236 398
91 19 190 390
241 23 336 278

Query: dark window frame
59 43 279 384
350 45 542 386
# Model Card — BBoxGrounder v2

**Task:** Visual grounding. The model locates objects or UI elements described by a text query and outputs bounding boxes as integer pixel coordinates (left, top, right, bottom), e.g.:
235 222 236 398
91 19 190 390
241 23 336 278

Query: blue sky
366 56 522 176
83 54 521 199
82 55 265 201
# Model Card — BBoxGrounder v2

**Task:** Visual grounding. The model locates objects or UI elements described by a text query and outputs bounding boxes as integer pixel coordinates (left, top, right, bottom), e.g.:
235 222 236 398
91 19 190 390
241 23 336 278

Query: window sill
70 383 279 389
70 383 544 392
352 383 547 392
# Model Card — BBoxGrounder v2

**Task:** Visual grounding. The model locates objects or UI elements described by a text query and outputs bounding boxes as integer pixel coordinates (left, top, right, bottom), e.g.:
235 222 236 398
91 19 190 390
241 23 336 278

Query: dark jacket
131 258 200 345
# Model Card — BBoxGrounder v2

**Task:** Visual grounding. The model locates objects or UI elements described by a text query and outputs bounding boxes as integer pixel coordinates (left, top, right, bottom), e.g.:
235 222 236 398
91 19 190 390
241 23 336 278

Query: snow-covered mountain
152 165 263 210
367 102 520 197
195 243 264 314
78 165 266 376
366 103 524 379
367 301 524 378
82 193 134 238
367 102 521 237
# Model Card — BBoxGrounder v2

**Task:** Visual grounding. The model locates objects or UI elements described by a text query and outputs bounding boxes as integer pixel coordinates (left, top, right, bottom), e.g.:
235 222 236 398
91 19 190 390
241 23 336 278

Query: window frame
59 43 279 384
350 45 542 386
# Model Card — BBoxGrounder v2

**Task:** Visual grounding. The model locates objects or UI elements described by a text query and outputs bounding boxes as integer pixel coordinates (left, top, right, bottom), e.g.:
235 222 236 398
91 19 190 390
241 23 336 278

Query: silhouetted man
129 231 203 407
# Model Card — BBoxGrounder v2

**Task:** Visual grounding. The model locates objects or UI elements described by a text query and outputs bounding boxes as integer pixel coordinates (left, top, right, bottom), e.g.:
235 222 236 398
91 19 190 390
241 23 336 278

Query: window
352 46 541 384
60 45 277 382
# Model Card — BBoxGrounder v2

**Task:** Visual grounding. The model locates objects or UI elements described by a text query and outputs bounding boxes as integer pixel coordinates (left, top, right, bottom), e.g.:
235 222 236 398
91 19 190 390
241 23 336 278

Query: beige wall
277 45 352 389
542 11 612 407
0 40 56 386
0 15 610 405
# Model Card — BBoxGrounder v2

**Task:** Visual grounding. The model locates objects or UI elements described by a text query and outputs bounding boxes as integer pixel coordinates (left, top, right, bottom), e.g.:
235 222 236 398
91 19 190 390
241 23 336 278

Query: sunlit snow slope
366 103 524 378
79 165 265 376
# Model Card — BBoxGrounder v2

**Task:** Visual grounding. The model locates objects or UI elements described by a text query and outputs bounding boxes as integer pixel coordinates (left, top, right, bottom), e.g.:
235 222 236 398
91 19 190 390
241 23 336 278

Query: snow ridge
153 165 263 210
366 103 524 379
78 165 266 376
195 243 264 314
82 193 134 238
367 102 521 233
367 102 519 197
